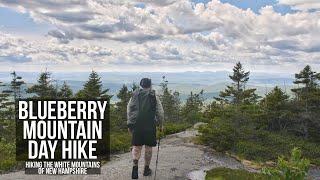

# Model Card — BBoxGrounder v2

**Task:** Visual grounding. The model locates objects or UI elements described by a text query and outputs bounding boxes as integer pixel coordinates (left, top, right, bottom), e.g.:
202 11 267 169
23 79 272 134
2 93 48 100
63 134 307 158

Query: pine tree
76 71 111 99
0 72 26 119
0 81 10 109
27 71 57 98
292 65 319 90
10 71 25 101
261 86 291 130
159 76 180 122
215 62 259 104
261 86 289 111
173 91 181 121
0 81 12 119
291 65 320 139
291 65 320 108
181 90 204 123
114 84 132 129
58 81 73 98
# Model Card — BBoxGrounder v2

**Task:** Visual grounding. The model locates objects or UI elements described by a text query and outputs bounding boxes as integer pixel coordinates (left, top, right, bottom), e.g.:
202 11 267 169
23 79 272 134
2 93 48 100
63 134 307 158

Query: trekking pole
154 135 161 180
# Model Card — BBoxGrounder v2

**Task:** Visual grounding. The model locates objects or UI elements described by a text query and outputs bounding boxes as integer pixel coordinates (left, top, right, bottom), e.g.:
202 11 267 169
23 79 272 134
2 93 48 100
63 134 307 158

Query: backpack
131 89 157 130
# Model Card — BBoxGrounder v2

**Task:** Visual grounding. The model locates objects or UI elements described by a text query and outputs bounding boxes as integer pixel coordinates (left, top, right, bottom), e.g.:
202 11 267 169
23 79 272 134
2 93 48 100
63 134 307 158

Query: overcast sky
0 0 319 73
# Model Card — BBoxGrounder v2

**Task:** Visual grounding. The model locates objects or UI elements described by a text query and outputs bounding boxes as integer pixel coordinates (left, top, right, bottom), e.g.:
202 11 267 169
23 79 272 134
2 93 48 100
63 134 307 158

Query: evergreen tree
114 84 132 129
1 72 26 119
292 65 320 90
181 90 204 123
261 86 292 130
172 91 181 121
9 71 25 101
112 83 140 129
0 81 12 119
27 71 57 98
291 65 320 109
261 86 289 111
215 62 259 104
58 81 73 98
291 65 320 139
76 71 111 99
0 81 10 109
159 76 180 122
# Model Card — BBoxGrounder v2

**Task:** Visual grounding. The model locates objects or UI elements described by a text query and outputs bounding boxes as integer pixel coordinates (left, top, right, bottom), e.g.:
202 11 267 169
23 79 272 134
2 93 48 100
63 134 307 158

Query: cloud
0 0 221 43
0 55 31 63
146 44 182 60
0 0 319 73
48 30 74 44
137 0 177 6
192 32 230 50
0 31 113 65
278 0 320 11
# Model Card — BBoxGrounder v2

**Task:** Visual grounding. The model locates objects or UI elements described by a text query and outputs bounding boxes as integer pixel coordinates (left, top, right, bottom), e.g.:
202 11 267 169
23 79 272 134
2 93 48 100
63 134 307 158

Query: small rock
171 167 177 171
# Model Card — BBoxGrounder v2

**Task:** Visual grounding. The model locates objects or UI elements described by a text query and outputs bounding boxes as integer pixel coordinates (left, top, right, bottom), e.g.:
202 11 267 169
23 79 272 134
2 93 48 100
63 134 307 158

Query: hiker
127 78 164 179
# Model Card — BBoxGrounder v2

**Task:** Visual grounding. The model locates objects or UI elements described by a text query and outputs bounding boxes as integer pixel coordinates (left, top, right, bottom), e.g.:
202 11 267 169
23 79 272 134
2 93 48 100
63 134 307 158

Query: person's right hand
128 128 132 134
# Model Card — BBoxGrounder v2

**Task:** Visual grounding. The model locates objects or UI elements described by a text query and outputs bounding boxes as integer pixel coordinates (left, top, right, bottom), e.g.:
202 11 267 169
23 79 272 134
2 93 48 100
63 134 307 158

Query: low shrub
262 147 310 180
236 141 273 162
163 122 191 135
199 117 320 165
236 131 320 165
0 140 16 173
301 142 320 165
206 167 269 180
198 117 237 152
110 131 131 153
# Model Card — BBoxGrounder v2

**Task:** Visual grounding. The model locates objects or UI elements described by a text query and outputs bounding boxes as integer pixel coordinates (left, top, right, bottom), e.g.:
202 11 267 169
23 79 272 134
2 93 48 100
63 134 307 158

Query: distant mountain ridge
0 71 296 102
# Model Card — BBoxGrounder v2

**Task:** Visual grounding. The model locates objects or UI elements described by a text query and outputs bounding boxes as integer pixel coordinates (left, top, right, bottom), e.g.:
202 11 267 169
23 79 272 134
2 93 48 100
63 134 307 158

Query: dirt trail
2 126 320 180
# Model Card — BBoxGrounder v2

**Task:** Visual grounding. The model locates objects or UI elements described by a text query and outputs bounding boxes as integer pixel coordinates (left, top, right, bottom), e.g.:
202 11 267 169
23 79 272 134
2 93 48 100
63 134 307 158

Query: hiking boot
132 166 138 179
143 166 152 176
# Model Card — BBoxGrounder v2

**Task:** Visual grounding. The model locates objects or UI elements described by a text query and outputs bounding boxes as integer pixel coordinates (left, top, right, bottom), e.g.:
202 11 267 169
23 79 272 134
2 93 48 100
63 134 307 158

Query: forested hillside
0 63 319 179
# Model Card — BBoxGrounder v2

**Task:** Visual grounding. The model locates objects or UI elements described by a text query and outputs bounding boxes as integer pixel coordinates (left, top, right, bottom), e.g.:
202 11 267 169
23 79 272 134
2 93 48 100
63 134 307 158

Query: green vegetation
58 81 73 98
205 148 311 180
26 71 57 98
205 167 269 180
1 62 320 177
0 140 16 172
214 62 259 104
199 108 320 164
112 84 138 130
159 76 181 122
262 148 310 180
75 70 112 99
181 90 205 123
0 119 16 173
199 63 320 166
110 131 132 153
163 122 191 135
